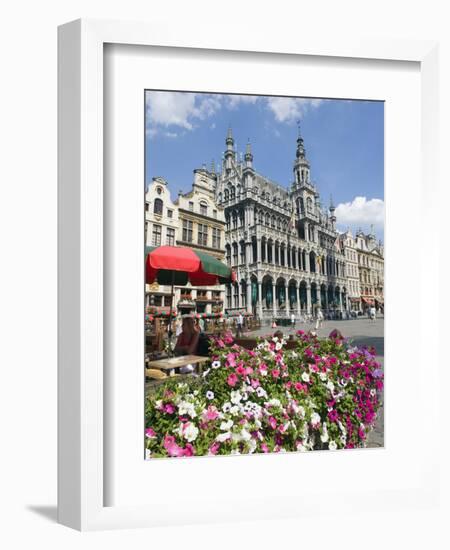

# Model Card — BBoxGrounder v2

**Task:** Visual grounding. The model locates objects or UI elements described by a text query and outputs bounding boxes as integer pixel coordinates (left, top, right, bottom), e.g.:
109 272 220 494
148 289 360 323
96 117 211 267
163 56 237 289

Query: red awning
361 297 374 305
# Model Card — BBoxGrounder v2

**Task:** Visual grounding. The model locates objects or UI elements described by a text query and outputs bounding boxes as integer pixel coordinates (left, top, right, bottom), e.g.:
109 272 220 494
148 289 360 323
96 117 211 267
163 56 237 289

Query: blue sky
145 91 384 240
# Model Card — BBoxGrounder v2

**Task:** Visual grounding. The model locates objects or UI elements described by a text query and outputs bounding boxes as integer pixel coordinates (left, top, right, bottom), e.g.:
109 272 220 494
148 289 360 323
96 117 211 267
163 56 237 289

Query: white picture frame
58 18 440 531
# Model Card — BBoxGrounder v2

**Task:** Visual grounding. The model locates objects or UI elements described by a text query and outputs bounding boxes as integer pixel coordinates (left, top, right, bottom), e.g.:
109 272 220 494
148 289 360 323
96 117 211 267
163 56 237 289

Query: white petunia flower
178 401 197 418
256 387 267 398
301 372 310 383
230 405 241 416
326 381 335 392
311 412 321 426
230 390 242 405
211 360 221 369
216 431 231 442
220 419 233 431
268 398 281 407
328 440 337 451
181 422 199 442
222 402 232 413
275 342 283 351
145 449 152 460
319 372 327 381
206 390 215 400
320 423 329 443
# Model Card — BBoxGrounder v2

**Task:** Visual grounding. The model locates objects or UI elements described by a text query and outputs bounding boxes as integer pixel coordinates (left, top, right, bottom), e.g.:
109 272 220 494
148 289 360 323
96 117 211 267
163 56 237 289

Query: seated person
174 317 200 356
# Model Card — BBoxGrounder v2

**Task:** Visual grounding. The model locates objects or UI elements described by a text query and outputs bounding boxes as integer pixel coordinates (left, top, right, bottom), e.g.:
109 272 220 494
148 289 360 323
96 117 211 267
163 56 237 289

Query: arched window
224 189 229 201
306 197 313 213
271 215 275 228
230 186 235 199
199 201 208 216
153 198 163 215
265 213 270 226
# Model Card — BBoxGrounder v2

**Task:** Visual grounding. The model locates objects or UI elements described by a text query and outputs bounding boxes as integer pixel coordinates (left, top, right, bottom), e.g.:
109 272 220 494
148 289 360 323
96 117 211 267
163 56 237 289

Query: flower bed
145 331 383 458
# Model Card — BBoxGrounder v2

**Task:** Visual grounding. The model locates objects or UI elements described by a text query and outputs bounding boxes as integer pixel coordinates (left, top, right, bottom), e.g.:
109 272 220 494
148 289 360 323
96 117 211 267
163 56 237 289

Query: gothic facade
214 128 349 319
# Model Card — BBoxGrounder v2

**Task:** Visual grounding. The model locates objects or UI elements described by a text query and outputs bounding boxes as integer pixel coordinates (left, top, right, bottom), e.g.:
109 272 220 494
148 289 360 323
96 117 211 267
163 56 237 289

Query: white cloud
226 95 259 109
266 97 323 123
335 196 384 230
145 92 222 132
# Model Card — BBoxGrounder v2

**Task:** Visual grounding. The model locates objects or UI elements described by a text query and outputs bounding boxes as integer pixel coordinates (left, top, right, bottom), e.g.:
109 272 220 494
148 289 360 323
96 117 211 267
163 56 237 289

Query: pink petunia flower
203 405 219 421
268 416 277 430
209 441 220 455
227 373 238 387
145 427 156 439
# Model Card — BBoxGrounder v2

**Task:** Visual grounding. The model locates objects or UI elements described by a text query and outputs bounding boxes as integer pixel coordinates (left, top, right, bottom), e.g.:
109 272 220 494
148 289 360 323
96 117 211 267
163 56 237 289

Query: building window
152 224 162 246
182 219 193 243
154 198 163 215
198 224 208 246
212 227 220 249
167 209 173 218
189 201 194 211
200 202 207 216
166 227 175 246
213 209 217 219
145 203 149 212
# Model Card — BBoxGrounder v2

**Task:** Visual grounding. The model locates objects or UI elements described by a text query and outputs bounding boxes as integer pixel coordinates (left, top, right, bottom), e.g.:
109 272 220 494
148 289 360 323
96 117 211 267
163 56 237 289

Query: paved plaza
247 316 385 448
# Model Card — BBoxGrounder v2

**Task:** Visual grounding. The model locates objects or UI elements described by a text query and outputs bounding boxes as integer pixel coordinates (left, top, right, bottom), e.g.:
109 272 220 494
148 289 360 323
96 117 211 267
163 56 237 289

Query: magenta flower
227 373 238 387
145 427 156 439
226 353 237 367
261 442 270 453
164 403 175 414
203 405 219 421
268 416 277 430
272 369 280 379
209 442 220 455
163 434 185 457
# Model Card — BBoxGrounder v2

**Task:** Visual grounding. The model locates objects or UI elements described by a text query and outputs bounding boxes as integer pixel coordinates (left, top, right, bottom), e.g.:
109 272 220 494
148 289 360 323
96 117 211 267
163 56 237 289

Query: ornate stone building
214 128 348 320
175 168 226 314
339 229 362 312
145 177 179 310
355 228 384 312
145 173 226 315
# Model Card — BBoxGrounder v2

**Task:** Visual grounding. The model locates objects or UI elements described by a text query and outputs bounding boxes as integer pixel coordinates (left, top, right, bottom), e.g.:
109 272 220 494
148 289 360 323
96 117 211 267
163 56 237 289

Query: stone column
257 280 263 319
339 290 343 312
305 250 310 272
306 283 312 315
304 221 309 242
256 238 261 263
272 241 276 265
246 280 252 314
296 285 301 316
272 282 277 318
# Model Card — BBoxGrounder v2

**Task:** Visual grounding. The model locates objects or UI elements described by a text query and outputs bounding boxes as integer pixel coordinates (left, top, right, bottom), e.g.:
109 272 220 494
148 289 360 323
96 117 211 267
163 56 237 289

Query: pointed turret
244 139 253 168
224 126 235 172
293 121 311 187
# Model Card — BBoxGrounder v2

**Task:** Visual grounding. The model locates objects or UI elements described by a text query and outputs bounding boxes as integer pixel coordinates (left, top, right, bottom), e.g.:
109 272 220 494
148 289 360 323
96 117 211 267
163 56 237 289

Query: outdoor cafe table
147 354 209 376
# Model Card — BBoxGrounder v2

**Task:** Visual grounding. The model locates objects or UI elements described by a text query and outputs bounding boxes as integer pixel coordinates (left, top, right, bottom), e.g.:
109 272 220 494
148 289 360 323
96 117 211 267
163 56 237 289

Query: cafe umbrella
145 245 235 342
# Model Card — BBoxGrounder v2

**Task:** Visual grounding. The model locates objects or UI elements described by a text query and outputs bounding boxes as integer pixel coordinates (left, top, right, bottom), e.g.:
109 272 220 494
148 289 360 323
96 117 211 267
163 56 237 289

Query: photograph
144 91 385 459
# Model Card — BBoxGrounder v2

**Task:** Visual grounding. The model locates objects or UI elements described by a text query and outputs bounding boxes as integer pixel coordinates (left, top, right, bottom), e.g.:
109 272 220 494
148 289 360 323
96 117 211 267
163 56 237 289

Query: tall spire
329 194 335 212
244 138 253 168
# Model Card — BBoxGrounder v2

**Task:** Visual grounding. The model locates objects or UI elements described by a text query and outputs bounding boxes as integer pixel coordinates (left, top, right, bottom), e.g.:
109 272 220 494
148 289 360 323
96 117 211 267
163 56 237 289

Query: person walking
290 312 296 329
236 312 244 337
370 306 376 321
315 308 324 330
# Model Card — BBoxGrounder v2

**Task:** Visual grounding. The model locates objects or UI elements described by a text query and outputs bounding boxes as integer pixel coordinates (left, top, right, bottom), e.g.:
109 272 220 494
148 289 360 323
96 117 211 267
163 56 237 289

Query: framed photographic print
58 18 440 530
